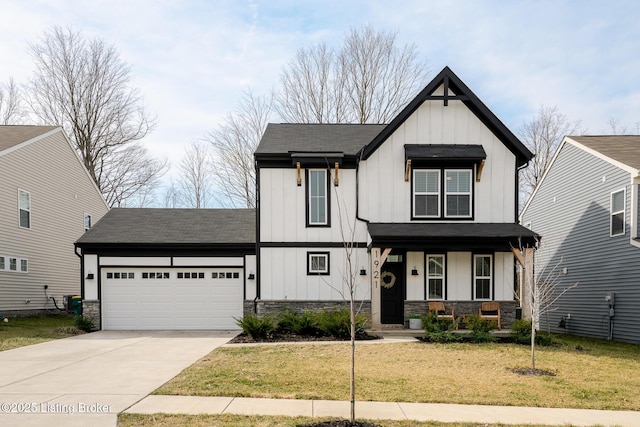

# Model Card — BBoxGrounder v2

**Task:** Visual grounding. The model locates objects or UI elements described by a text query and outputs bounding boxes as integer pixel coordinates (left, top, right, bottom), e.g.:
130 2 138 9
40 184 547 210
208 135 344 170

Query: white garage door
101 268 243 330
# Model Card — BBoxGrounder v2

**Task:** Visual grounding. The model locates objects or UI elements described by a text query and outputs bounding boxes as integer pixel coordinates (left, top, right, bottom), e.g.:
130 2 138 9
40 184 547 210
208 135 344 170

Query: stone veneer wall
404 301 518 329
245 300 372 318
82 300 101 330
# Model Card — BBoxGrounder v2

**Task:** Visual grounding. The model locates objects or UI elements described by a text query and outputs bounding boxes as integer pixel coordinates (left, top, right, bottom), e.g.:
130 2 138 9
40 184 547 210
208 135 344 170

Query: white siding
100 257 172 266
84 254 99 300
245 255 257 300
359 98 516 223
447 252 472 300
172 257 244 266
259 168 368 243
0 129 108 312
494 252 515 301
259 247 369 301
405 251 424 300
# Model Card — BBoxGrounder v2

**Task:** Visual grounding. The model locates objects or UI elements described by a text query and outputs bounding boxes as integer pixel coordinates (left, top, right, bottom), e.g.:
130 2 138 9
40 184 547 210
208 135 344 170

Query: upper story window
611 189 625 236
413 170 440 218
308 169 329 226
413 169 473 219
18 189 31 229
84 213 92 232
445 170 472 217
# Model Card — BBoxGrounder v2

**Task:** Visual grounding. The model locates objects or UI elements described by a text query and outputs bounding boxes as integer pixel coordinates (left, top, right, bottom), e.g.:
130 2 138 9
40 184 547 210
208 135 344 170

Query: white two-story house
254 67 538 329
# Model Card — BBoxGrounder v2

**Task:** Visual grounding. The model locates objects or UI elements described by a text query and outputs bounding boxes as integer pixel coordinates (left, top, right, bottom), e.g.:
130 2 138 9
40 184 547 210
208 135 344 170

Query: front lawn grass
118 413 555 427
155 334 640 411
0 315 80 351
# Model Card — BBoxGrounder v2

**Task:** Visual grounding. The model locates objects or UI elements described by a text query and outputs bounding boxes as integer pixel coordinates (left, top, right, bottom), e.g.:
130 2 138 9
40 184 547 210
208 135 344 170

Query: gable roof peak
361 66 533 166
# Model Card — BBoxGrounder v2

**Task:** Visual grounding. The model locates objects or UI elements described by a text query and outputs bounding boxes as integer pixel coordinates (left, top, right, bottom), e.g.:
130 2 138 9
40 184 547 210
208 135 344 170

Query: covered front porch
368 222 538 330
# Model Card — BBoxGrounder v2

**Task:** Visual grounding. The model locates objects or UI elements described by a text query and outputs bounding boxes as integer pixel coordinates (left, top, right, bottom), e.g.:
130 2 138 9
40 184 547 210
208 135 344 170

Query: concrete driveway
0 330 237 427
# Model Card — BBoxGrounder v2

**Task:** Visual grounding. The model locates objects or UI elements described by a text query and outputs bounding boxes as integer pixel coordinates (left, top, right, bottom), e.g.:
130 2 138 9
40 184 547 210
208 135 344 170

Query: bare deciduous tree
162 180 183 208
178 140 213 208
26 26 163 206
206 89 273 208
276 25 429 124
607 117 640 135
0 78 26 124
519 105 584 208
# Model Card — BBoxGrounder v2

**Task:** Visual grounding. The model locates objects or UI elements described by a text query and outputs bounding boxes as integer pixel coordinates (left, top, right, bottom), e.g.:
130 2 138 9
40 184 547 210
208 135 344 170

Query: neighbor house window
611 189 625 236
427 254 445 299
474 255 492 300
308 169 329 226
18 189 31 229
307 252 329 275
0 256 5 270
20 259 28 273
9 257 17 271
84 213 92 232
413 170 440 218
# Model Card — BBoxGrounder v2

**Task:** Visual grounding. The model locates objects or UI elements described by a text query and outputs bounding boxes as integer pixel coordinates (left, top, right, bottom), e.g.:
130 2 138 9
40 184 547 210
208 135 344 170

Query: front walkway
126 395 640 426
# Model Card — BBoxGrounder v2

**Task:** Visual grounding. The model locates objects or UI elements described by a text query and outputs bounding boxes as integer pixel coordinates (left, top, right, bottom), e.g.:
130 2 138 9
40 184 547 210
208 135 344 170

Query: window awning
404 144 486 164
367 222 538 251
290 151 344 167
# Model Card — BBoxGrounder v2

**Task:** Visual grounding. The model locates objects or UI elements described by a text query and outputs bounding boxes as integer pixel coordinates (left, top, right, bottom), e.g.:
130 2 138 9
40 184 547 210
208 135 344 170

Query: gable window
413 170 440 218
18 189 31 229
308 169 329 226
445 170 472 217
611 189 625 236
84 213 92 232
426 254 445 299
307 252 329 275
474 254 492 300
412 169 473 219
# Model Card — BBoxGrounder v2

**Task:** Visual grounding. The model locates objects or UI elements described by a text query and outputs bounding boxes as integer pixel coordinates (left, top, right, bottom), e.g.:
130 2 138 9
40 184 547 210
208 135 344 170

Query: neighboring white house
255 67 538 329
0 126 109 315
521 136 640 343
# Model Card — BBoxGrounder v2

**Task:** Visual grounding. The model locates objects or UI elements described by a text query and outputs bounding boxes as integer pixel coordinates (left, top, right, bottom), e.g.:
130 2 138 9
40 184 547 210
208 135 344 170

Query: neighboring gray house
0 126 109 315
521 136 640 344
75 208 255 330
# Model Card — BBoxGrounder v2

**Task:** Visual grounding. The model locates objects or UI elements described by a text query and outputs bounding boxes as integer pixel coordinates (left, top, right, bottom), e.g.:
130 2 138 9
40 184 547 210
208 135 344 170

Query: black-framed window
307 251 330 275
412 168 473 219
426 254 445 300
307 169 330 226
473 254 492 300
611 189 625 236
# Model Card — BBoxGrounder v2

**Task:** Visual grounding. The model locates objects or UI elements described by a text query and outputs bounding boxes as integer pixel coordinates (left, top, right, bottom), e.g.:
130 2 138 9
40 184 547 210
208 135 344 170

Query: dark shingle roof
255 123 386 156
0 126 59 151
569 136 640 171
75 208 255 246
368 222 538 249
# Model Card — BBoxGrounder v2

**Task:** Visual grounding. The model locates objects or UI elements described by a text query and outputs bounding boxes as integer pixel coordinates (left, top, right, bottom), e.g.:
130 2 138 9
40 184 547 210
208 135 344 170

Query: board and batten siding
259 247 369 301
259 168 368 243
358 95 517 224
0 129 108 312
521 142 640 343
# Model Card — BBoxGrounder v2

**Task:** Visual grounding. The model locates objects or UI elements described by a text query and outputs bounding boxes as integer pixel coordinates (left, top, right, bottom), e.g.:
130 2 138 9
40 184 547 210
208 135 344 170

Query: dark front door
381 254 404 324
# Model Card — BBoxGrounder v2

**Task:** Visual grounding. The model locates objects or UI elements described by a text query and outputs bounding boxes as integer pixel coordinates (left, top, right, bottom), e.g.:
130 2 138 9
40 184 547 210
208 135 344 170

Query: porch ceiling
367 222 538 251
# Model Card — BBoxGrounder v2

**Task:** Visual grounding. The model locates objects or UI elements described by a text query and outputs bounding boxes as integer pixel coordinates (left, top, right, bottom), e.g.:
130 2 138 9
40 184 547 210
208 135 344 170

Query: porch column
371 247 391 330
512 246 535 320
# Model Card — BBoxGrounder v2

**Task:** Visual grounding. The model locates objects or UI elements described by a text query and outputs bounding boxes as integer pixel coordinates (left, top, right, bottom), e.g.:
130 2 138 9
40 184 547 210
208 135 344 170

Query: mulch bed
509 367 557 376
298 421 381 427
229 331 380 344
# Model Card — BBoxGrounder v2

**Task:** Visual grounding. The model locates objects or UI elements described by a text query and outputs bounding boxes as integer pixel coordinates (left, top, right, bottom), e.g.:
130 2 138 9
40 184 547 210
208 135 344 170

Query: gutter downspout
74 245 84 300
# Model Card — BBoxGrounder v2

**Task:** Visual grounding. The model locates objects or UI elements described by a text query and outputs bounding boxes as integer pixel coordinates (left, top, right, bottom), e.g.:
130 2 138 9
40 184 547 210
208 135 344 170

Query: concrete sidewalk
126 395 640 426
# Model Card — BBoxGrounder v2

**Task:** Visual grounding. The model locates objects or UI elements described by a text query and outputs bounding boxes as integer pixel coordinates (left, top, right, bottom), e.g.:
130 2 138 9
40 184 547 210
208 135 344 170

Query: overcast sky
2 0 639 196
